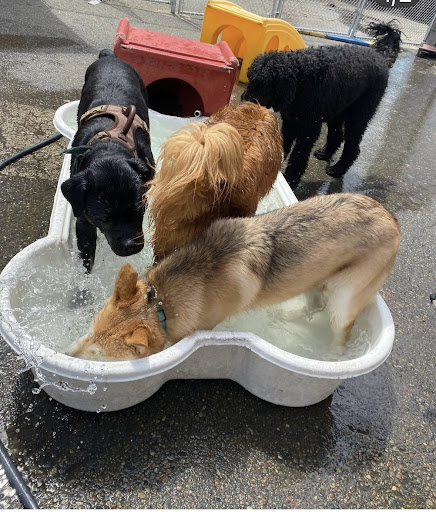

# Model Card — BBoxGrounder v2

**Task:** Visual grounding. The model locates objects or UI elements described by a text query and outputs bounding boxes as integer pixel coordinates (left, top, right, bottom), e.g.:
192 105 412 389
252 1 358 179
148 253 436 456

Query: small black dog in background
61 49 155 272
241 22 401 189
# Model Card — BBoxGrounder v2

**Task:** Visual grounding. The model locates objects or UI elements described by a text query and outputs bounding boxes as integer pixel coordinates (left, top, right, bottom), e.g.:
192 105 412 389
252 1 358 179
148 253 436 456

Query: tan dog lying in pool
69 193 401 361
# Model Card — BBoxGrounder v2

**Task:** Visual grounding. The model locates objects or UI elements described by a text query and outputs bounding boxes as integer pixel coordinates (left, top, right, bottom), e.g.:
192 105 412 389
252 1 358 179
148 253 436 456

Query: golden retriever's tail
146 122 244 220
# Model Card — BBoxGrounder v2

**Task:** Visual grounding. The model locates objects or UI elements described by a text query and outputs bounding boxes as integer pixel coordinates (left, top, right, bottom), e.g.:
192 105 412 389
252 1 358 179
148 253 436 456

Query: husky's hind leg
325 252 397 347
273 286 326 323
304 285 327 320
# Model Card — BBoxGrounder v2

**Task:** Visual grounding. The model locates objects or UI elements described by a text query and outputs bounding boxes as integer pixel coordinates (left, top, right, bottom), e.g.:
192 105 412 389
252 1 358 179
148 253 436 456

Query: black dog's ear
275 67 297 107
129 158 155 182
61 174 88 217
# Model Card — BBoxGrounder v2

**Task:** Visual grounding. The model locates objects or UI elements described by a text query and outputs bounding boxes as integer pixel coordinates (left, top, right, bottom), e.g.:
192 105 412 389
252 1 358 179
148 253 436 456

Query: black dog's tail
98 49 115 59
366 21 402 66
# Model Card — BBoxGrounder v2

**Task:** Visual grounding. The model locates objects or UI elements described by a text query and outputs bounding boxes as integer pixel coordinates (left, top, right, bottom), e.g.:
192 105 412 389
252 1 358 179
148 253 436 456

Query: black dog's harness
79 104 150 158
64 104 150 174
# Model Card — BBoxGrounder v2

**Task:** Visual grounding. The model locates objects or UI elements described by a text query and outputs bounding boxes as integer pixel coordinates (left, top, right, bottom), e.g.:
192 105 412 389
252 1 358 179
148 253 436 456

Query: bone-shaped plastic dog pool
0 102 395 412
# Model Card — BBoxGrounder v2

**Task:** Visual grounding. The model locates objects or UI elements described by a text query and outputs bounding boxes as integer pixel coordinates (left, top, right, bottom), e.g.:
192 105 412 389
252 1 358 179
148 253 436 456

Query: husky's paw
304 289 327 319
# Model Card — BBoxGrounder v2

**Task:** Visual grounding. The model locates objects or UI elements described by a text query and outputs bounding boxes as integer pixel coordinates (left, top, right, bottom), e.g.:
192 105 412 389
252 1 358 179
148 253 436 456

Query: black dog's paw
326 161 347 179
430 293 436 306
69 287 95 309
80 253 95 274
314 148 330 161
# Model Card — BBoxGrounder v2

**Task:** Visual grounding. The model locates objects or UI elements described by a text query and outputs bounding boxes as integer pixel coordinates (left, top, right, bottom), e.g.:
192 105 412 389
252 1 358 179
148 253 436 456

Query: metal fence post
348 0 368 37
269 0 278 17
170 0 176 15
275 0 285 18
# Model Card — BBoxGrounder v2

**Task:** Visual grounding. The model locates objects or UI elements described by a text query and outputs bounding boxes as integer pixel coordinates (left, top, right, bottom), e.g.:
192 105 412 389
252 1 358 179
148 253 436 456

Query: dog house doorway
147 78 204 118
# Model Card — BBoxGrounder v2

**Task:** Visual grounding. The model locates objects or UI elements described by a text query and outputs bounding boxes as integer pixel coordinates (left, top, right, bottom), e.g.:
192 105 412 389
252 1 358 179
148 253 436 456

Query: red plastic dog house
113 18 239 117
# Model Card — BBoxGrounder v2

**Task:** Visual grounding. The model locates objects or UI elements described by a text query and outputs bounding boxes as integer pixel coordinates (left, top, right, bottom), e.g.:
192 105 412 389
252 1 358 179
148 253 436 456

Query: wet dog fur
146 102 283 261
241 22 402 189
69 193 401 361
61 49 155 272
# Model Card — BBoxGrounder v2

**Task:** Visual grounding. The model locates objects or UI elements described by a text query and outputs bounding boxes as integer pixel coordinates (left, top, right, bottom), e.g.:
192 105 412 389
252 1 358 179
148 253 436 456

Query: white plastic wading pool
0 101 396 412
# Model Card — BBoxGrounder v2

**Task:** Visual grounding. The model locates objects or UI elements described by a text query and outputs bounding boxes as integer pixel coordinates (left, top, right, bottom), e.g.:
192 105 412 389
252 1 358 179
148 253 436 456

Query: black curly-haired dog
61 49 155 272
241 23 401 189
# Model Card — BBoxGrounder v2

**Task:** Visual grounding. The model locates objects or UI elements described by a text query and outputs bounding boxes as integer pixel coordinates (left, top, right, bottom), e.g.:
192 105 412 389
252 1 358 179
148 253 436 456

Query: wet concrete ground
0 0 435 508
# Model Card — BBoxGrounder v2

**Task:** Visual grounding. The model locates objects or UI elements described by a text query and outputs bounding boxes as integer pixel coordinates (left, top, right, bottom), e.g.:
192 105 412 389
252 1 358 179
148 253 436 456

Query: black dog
241 23 401 189
61 49 155 272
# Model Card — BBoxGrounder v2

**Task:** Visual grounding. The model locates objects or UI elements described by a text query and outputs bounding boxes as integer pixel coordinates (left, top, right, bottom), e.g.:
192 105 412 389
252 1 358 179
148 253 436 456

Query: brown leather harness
79 104 150 158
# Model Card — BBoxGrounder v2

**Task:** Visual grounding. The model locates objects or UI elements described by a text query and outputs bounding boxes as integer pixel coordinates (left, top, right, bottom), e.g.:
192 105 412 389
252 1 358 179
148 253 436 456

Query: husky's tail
146 122 244 224
366 21 402 66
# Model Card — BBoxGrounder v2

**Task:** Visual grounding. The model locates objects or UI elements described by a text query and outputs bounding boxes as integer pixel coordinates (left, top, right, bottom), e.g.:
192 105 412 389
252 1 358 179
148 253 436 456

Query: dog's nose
109 235 144 257
121 238 144 256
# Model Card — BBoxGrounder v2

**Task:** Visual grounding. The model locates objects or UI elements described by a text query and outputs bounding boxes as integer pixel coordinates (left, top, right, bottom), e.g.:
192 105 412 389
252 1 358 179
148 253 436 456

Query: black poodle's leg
76 215 97 273
281 116 297 158
284 123 322 189
327 87 385 178
314 118 344 161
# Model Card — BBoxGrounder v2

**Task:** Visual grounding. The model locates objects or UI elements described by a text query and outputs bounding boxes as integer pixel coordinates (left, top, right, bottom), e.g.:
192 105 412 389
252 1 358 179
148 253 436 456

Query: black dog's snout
119 237 144 256
107 232 145 257
241 91 257 104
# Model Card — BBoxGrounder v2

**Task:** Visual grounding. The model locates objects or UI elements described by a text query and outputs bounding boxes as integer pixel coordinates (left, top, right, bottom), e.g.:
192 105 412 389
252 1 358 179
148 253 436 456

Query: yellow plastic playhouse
200 0 306 83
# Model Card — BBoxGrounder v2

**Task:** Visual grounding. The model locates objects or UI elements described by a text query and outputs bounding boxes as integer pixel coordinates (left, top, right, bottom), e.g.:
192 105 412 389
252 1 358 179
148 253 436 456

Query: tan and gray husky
69 193 401 361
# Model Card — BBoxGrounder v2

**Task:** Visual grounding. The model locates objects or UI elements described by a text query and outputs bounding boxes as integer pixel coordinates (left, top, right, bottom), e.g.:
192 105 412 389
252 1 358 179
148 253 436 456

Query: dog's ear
114 263 139 303
61 174 88 217
124 326 149 347
255 52 297 109
275 68 297 107
129 158 155 182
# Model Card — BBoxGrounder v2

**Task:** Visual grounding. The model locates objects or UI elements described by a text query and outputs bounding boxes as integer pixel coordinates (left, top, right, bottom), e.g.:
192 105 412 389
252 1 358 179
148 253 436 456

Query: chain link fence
280 0 435 45
173 0 435 45
177 0 279 16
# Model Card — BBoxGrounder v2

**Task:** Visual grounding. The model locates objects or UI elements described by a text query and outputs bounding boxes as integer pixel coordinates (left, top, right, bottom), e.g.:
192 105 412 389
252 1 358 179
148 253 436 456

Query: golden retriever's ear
124 327 149 347
114 264 139 302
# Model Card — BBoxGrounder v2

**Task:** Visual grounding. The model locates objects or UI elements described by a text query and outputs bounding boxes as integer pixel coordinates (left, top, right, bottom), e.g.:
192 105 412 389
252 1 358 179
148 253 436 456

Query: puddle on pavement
0 34 79 51
294 52 436 214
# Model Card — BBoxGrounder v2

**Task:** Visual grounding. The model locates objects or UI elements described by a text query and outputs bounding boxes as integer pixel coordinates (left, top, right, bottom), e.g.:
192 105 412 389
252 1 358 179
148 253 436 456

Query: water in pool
6 186 373 363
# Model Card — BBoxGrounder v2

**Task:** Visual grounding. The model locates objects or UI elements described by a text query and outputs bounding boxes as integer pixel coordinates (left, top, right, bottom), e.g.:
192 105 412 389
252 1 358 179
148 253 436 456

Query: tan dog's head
145 121 245 260
68 264 167 361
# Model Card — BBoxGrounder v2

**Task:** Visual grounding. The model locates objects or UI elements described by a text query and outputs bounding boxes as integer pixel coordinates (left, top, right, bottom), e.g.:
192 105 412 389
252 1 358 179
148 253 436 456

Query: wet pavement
0 0 435 509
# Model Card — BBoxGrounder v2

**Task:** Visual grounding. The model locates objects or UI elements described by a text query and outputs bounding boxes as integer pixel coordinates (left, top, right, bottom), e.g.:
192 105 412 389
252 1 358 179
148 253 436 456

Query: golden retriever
145 101 283 260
